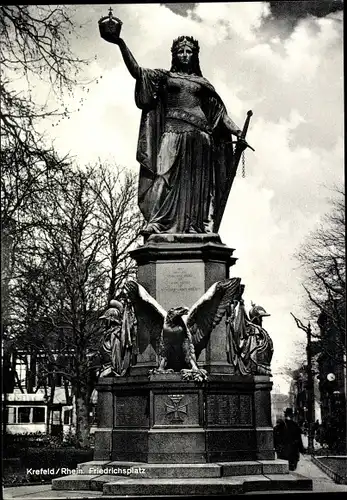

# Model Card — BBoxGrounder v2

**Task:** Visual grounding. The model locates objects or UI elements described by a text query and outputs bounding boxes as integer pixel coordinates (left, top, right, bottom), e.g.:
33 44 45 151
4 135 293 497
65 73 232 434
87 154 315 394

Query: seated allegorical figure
227 300 274 376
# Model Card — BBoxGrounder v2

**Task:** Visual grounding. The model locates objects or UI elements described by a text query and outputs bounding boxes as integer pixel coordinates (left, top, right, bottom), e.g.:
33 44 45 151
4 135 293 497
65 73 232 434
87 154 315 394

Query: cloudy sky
34 2 343 392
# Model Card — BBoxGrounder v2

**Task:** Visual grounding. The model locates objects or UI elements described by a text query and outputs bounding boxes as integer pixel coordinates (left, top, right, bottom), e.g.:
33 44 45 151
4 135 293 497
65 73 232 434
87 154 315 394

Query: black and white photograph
1 1 345 498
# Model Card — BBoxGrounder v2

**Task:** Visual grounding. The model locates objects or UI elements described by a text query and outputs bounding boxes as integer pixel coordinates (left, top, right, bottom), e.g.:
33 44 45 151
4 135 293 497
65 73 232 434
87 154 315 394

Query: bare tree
90 162 144 303
6 163 142 446
0 7 144 445
1 4 90 343
0 5 89 111
294 188 346 364
0 3 91 236
1 5 91 430
35 166 105 446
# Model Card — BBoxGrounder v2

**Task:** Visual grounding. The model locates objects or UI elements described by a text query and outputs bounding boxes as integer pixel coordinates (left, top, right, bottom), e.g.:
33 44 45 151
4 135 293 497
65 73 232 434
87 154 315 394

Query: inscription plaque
206 394 253 426
240 394 253 425
156 262 205 311
229 396 239 424
115 395 149 427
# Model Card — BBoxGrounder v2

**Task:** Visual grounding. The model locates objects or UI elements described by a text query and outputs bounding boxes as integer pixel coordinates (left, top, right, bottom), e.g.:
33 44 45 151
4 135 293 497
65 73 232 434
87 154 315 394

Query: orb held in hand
98 7 123 43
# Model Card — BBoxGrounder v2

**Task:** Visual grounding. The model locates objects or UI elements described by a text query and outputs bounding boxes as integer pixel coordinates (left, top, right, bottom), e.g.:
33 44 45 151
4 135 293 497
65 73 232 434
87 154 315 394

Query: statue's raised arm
99 8 140 79
111 38 141 80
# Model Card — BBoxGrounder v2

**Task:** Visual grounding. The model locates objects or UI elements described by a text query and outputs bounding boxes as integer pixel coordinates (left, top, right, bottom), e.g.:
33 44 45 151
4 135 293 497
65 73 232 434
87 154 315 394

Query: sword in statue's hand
214 110 254 230
236 110 254 152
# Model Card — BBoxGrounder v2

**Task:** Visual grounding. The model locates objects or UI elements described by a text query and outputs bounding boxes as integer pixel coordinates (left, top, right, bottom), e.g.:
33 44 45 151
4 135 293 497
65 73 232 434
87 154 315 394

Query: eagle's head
166 306 189 326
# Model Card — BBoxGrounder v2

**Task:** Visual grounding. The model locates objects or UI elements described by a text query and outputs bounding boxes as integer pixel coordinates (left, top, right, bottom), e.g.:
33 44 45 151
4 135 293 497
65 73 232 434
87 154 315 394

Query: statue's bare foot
181 368 208 382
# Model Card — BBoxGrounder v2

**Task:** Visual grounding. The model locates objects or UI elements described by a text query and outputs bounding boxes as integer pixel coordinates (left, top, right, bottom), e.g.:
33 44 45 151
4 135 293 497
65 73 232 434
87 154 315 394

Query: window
32 407 45 423
18 407 30 423
16 358 27 388
63 409 72 425
5 407 16 424
51 410 61 425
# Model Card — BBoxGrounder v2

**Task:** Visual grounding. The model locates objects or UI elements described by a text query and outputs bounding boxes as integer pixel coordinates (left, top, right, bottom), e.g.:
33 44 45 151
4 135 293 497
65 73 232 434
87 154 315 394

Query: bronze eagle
124 277 243 381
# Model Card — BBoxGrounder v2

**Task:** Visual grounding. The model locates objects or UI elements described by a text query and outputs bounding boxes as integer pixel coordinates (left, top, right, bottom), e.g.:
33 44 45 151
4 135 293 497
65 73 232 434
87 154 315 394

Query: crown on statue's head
99 7 123 40
171 35 200 54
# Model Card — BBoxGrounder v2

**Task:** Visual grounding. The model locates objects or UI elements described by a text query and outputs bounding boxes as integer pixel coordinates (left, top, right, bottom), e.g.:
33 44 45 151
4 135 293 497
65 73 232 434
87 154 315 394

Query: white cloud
192 2 271 42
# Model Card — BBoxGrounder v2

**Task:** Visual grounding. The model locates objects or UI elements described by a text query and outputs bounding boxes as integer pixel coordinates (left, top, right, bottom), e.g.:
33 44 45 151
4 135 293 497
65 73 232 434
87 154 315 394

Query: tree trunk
46 380 55 435
27 350 36 393
75 386 90 448
2 351 15 436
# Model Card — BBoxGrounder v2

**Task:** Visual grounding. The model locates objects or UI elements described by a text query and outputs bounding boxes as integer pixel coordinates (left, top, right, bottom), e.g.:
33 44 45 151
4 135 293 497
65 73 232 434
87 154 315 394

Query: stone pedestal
129 234 237 376
54 234 314 495
94 373 275 463
93 234 274 463
131 234 237 309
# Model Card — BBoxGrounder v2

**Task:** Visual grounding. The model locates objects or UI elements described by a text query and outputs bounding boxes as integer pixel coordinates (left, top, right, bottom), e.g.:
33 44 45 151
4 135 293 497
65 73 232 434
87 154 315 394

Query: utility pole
344 350 347 455
306 322 315 454
344 319 347 455
291 313 315 454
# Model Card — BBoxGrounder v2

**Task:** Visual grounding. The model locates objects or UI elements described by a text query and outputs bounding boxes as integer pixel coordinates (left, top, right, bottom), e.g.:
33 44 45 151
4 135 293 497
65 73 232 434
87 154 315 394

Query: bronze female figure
103 28 246 235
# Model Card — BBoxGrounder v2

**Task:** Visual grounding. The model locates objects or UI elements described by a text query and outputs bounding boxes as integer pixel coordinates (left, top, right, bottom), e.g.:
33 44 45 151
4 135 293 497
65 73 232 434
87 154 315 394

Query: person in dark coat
280 408 305 471
273 418 286 459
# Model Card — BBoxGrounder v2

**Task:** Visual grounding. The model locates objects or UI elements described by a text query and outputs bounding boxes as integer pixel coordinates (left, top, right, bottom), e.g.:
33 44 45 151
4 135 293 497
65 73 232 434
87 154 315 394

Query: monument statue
50 11 309 491
99 298 136 377
124 277 243 381
226 299 274 376
99 10 253 236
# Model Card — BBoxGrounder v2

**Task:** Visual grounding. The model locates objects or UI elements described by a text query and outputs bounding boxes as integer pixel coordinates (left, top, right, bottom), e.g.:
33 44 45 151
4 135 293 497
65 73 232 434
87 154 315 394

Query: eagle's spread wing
124 280 166 353
186 278 242 358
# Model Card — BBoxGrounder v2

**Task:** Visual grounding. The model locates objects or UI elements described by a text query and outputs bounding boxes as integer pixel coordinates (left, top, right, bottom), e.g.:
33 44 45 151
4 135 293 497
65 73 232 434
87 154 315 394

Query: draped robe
135 68 235 234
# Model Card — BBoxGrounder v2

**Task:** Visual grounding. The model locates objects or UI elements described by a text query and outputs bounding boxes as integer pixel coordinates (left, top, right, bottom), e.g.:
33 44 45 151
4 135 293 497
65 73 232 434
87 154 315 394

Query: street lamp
326 373 336 418
290 314 319 454
305 322 315 454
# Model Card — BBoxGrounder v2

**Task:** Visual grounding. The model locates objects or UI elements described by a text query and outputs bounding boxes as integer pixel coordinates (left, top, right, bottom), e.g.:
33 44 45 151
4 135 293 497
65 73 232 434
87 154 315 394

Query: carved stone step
52 472 312 496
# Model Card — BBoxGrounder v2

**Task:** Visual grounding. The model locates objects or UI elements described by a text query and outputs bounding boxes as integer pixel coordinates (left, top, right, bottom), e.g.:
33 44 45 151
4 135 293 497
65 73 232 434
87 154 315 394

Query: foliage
0 6 86 85
0 3 90 262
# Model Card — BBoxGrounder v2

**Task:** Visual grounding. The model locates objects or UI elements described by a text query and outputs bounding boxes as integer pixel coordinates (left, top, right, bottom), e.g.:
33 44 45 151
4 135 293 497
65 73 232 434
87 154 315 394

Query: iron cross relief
165 395 188 423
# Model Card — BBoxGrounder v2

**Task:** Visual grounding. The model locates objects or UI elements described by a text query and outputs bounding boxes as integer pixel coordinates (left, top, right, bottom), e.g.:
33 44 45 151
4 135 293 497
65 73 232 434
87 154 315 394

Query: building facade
3 350 97 438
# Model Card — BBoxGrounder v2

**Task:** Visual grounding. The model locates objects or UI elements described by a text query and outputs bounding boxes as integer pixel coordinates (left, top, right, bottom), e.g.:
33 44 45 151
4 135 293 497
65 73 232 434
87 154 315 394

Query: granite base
95 373 275 463
52 460 312 495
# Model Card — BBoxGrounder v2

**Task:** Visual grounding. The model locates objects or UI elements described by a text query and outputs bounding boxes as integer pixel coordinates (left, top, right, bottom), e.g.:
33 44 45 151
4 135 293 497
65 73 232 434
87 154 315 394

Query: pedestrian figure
313 420 320 447
274 408 305 471
273 418 286 459
315 423 322 445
